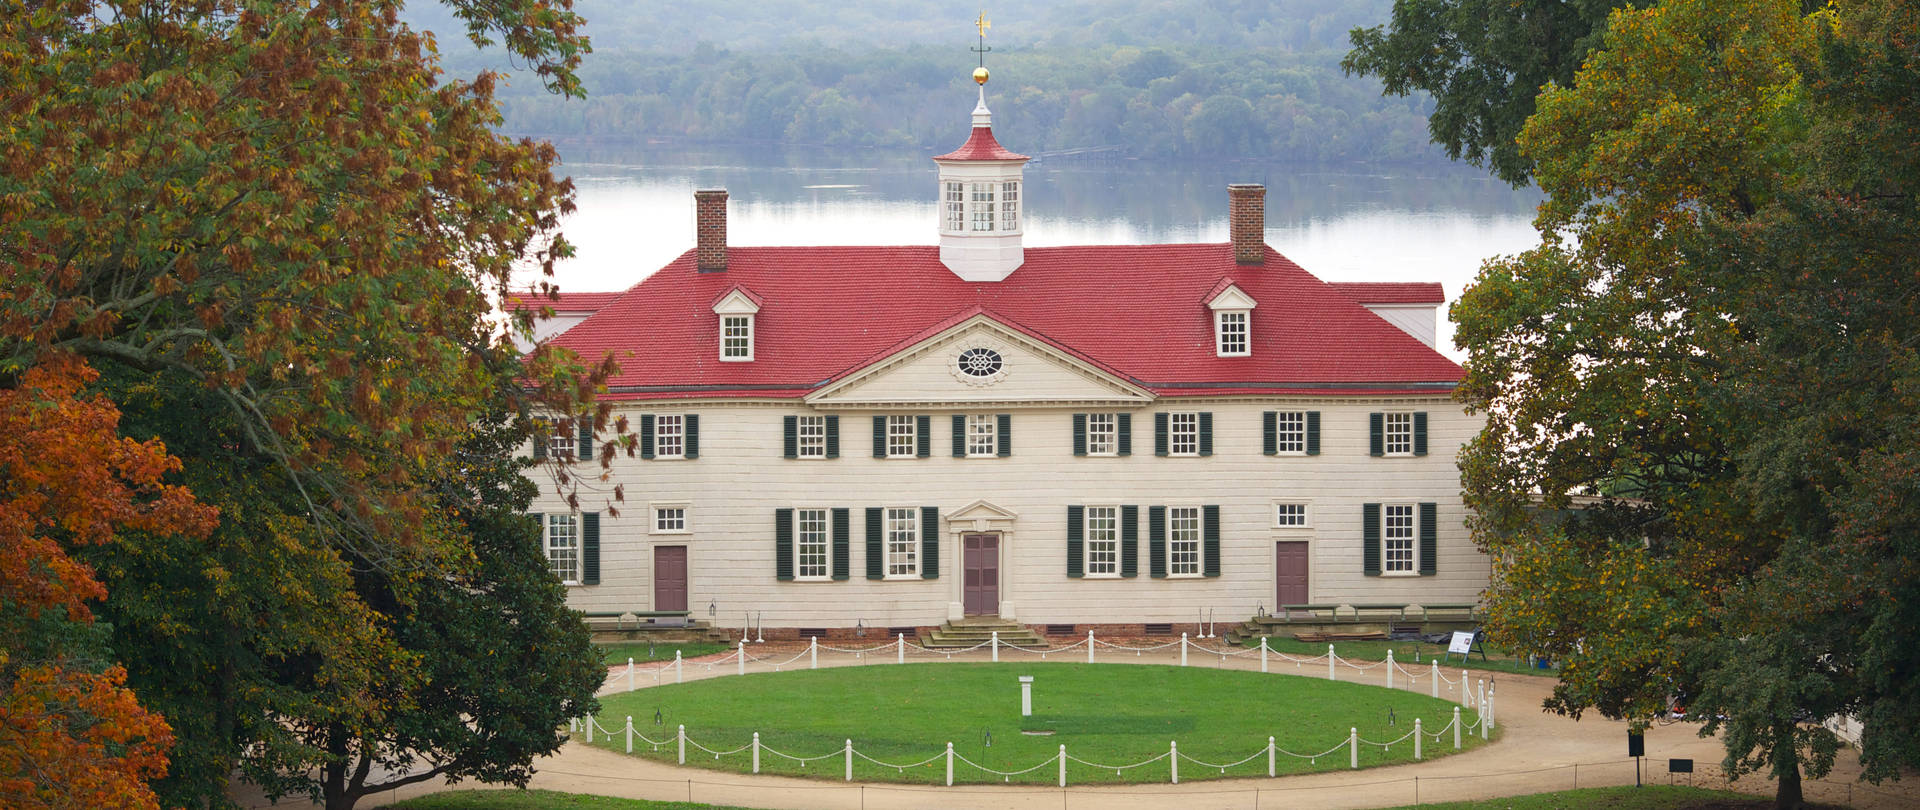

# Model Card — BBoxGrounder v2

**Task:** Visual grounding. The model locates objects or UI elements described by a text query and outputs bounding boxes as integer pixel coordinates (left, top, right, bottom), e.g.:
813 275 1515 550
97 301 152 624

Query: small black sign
1670 758 1694 774
1628 732 1645 757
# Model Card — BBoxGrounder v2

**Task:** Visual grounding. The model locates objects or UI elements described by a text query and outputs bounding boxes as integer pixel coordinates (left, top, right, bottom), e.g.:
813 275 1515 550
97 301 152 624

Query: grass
387 785 1818 810
587 662 1489 785
1242 635 1553 677
599 642 732 667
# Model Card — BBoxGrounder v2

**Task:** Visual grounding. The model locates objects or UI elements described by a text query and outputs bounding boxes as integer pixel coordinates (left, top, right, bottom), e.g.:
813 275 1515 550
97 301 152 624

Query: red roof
550 244 1462 400
933 127 1029 162
1327 282 1446 305
506 291 625 313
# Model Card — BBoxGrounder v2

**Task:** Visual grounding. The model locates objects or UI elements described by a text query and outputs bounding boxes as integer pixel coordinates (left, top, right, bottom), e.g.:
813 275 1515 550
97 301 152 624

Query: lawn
599 642 733 667
1241 635 1552 677
386 785 1814 810
587 662 1489 785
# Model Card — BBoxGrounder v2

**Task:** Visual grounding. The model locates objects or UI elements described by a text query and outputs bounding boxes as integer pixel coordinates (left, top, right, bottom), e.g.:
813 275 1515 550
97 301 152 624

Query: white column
738 640 746 676
1019 676 1034 716
1414 718 1422 760
585 715 594 743
844 739 853 781
625 716 634 753
1260 637 1268 673
1461 670 1468 703
1170 741 1179 784
628 658 636 692
678 724 686 764
1431 661 1439 698
1477 679 1485 714
1058 744 1067 787
1087 630 1095 664
1387 649 1396 689
1453 707 1461 749
752 732 761 773
1349 727 1358 769
1329 644 1336 681
1488 685 1496 728
1267 736 1275 777
897 633 905 664
945 742 954 786
675 651 683 684
991 630 1000 662
810 636 818 669
1180 633 1189 667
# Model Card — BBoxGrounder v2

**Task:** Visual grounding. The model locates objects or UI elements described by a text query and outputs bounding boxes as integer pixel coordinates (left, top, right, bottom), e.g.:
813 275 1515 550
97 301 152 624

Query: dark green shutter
640 414 656 459
1262 411 1277 455
1362 503 1382 576
581 512 600 585
775 508 795 581
996 414 1011 457
783 416 798 459
1118 413 1132 456
1072 414 1087 456
831 508 850 580
865 507 884 579
952 415 967 457
1120 505 1139 578
1202 505 1221 577
1198 412 1213 456
921 506 940 579
872 416 886 458
825 415 840 458
1414 412 1429 456
1306 411 1321 456
1148 506 1167 578
1066 505 1084 578
530 512 544 544
916 415 931 457
1419 502 1438 575
579 418 594 461
1368 413 1384 457
531 427 547 460
1154 413 1169 456
683 414 699 459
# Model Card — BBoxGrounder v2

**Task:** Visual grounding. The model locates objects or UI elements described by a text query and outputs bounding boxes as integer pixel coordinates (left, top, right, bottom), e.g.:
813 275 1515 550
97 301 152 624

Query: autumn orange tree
0 356 217 810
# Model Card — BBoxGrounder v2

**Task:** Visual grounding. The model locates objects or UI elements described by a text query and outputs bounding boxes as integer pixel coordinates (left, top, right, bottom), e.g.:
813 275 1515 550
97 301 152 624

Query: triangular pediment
949 499 1019 523
1207 283 1257 310
805 314 1155 408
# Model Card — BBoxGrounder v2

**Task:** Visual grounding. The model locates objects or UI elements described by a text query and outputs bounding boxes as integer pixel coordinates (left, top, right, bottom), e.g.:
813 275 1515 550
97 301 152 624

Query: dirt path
231 641 1916 809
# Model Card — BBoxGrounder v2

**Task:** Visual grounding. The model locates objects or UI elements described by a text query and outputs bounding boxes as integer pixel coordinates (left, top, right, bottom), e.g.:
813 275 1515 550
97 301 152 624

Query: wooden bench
1276 604 1340 623
581 610 693 631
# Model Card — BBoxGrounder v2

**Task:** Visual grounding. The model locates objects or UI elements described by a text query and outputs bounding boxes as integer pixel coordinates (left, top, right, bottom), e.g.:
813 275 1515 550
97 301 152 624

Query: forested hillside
415 0 1445 162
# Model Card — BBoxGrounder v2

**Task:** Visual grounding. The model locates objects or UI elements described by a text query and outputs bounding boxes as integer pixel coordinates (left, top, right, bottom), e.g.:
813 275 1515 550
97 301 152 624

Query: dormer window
944 182 965 232
970 183 997 231
711 287 762 362
999 181 1020 230
1205 282 1257 358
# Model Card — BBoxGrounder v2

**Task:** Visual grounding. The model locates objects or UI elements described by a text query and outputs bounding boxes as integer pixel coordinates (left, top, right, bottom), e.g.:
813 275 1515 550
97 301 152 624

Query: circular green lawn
589 662 1490 785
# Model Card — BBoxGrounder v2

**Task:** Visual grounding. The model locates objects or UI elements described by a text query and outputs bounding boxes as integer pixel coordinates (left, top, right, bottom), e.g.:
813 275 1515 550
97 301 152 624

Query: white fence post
738 640 746 676
1487 685 1496 729
991 630 1000 662
945 742 954 786
1431 661 1439 698
625 716 634 753
586 715 594 743
1180 633 1189 667
1267 736 1275 777
1476 679 1485 714
897 633 905 664
1329 644 1336 681
1414 718 1422 760
675 650 683 684
1260 637 1268 673
1453 707 1462 749
628 658 636 692
1481 708 1489 740
1387 649 1395 689
678 724 686 764
1461 670 1468 703
810 636 818 670
1170 741 1179 784
1058 744 1067 787
1088 630 1095 664
752 732 760 774
844 739 853 781
1349 727 1358 769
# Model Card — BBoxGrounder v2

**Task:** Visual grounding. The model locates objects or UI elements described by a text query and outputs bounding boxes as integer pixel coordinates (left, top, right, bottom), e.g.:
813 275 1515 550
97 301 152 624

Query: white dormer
1207 283 1257 357
712 287 762 362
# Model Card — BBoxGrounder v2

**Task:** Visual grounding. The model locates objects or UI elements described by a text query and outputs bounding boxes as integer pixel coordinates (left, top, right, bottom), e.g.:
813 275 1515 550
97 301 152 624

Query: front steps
919 616 1049 650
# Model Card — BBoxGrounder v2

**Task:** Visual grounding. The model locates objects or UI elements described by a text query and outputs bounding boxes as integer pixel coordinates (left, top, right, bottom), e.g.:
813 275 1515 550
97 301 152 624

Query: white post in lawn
1267 736 1275 777
1058 744 1066 787
678 724 686 764
1461 670 1468 704
1087 630 1095 664
1414 718 1423 760
625 716 634 753
1180 633 1189 667
1452 707 1462 749
1387 649 1396 690
897 633 905 664
1477 679 1485 714
585 715 594 743
1329 644 1336 681
991 630 1000 662
1260 637 1268 673
1349 727 1358 769
945 742 954 786
1019 675 1034 716
1170 741 1179 784
628 658 635 692
675 650 683 684
737 640 746 676
810 636 818 670
844 739 853 781
1431 661 1439 698
752 732 760 774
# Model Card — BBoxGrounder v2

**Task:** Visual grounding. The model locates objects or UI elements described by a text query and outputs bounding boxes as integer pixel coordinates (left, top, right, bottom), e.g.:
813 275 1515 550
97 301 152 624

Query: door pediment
947 499 1018 533
806 314 1155 408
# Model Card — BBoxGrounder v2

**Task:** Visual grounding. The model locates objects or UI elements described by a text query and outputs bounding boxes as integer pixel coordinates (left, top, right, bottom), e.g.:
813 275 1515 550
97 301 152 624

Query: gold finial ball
973 66 990 85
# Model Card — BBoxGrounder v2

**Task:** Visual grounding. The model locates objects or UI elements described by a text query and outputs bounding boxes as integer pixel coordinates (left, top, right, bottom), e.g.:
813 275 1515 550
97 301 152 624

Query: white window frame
545 514 579 585
1383 503 1416 575
999 180 1020 231
885 507 919 578
1273 411 1306 455
652 502 690 535
1384 412 1414 457
1167 506 1202 578
966 414 997 458
943 181 966 232
969 183 996 232
796 415 827 459
1272 501 1311 529
720 314 753 361
1169 412 1200 457
655 414 686 459
1084 505 1119 578
1085 413 1117 456
795 507 830 581
1215 309 1250 356
886 415 917 458
547 431 573 459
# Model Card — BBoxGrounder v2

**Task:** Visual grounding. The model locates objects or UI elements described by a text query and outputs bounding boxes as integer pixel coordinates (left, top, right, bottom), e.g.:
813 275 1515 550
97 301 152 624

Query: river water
537 144 1544 360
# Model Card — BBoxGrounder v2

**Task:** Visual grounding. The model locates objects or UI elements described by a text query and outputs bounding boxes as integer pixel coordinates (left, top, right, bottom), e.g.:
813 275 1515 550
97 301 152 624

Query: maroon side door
963 533 999 616
654 545 688 612
1275 541 1309 608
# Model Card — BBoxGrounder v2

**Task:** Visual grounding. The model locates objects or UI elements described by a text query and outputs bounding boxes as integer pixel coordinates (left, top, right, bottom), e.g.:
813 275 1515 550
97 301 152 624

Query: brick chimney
1228 184 1266 265
695 188 728 272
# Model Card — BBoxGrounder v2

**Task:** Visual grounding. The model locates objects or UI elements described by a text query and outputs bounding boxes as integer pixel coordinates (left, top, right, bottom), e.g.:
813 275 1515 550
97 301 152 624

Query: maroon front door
654 545 688 612
963 533 999 616
1275 541 1309 608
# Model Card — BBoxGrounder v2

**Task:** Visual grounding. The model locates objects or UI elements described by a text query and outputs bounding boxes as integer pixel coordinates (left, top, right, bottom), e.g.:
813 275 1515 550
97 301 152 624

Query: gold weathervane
972 11 992 84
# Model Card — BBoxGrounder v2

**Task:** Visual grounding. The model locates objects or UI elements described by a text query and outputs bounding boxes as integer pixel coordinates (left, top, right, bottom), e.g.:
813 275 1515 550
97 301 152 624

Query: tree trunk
1773 724 1804 810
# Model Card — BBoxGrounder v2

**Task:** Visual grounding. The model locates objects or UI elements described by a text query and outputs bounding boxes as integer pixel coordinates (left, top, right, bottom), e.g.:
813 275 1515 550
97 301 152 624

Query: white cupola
932 65 1028 282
